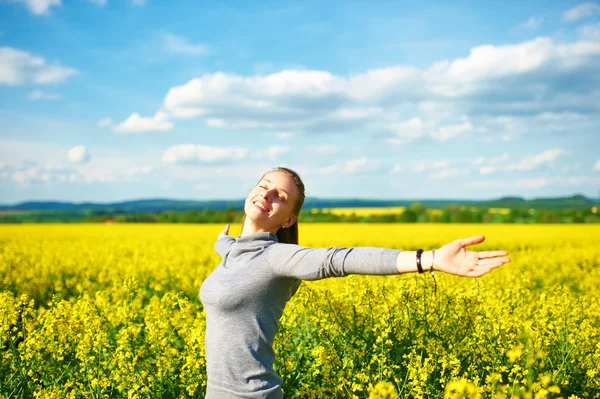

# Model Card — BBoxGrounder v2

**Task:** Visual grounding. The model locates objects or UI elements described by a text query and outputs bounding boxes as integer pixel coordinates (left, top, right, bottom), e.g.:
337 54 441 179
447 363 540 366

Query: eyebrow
261 179 289 196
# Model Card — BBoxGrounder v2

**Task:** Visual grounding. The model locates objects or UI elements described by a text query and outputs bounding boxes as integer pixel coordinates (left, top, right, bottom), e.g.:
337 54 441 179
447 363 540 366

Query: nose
261 188 275 201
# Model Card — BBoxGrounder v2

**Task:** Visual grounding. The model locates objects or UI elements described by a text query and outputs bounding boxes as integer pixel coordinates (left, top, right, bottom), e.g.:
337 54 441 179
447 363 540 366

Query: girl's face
244 171 298 230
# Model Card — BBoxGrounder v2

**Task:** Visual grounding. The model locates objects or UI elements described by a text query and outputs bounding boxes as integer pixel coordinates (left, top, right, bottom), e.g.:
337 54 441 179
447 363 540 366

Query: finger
458 235 485 247
223 224 230 233
477 250 509 259
476 257 510 267
466 267 491 277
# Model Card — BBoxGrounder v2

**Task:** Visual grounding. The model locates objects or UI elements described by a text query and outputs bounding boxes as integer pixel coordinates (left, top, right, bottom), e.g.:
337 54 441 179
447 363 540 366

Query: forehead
260 171 296 195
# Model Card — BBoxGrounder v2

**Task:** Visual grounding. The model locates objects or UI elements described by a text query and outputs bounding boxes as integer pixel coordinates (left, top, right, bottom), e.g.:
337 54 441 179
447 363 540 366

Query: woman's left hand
434 235 511 277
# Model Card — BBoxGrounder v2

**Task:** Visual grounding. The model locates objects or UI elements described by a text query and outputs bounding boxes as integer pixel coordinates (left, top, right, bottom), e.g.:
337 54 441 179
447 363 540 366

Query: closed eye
259 185 286 201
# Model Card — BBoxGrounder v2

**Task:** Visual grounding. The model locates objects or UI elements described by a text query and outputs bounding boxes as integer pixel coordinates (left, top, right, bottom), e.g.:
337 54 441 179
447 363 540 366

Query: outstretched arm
268 235 510 280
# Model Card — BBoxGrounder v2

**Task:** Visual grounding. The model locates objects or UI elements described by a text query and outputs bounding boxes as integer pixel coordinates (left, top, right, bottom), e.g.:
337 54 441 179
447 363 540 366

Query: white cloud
319 157 381 174
468 180 511 189
27 89 60 101
520 17 543 29
116 32 598 144
254 145 290 159
478 148 563 174
430 118 473 141
5 162 79 186
161 144 248 164
479 166 495 175
579 23 600 41
595 160 600 170
113 111 173 134
206 118 225 128
516 178 552 189
305 145 338 154
511 148 563 171
97 117 113 127
563 2 600 21
413 160 451 173
78 168 116 183
196 183 212 191
390 165 404 174
0 47 77 86
125 165 153 176
8 0 61 15
67 145 90 163
473 153 510 167
537 111 585 121
328 107 382 120
159 32 210 56
154 32 600 142
389 117 427 140
429 168 462 179
276 132 295 139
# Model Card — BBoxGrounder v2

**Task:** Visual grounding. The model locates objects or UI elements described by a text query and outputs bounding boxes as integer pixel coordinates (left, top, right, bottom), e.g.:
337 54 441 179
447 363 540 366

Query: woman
199 166 511 399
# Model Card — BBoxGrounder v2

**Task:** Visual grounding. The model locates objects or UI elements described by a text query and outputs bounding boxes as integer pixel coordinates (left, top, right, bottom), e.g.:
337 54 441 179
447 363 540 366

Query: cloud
430 118 473 141
516 178 552 189
389 158 467 179
429 168 463 180
413 160 451 173
125 165 153 176
579 22 600 41
159 32 210 56
520 17 543 29
131 0 145 6
319 157 381 174
161 144 248 164
8 0 61 15
511 148 563 171
472 153 510 166
67 145 90 163
390 165 404 174
2 161 78 186
253 145 290 159
27 89 60 100
0 47 77 86
276 132 295 139
478 148 563 174
149 31 599 141
305 145 338 154
97 117 113 127
469 175 600 190
563 2 600 21
113 111 173 134
595 160 600 170
88 0 107 6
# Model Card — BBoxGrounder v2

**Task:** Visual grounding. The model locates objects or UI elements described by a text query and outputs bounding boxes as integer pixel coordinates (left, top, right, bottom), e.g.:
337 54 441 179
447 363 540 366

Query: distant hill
1 194 598 212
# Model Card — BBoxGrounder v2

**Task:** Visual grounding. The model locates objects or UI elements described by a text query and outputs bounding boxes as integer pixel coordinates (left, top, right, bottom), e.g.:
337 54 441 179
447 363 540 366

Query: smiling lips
253 201 271 213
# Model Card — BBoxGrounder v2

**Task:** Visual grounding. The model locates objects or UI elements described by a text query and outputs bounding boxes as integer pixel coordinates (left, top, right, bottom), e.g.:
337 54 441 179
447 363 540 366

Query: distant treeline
1 203 599 223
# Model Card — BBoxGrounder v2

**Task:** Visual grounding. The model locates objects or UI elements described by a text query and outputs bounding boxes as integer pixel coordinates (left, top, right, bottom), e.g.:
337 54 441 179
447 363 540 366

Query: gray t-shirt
199 231 403 399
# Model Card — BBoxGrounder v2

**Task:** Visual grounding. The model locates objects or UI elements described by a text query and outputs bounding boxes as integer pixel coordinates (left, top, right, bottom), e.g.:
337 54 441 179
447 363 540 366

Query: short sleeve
266 243 402 281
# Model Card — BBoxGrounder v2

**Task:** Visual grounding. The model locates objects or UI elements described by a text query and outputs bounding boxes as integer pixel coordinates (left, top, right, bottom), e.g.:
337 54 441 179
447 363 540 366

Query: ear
286 215 297 228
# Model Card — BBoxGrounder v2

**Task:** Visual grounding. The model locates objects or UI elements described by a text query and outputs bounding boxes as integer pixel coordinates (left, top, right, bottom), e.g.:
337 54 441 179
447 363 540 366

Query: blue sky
1 0 599 204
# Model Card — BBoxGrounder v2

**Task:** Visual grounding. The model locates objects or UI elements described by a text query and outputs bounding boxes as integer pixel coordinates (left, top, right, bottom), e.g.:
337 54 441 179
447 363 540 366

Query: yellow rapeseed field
1 223 599 398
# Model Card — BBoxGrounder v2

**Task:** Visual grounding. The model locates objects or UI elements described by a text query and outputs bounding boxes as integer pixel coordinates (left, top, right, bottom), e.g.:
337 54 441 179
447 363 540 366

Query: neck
240 218 278 237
